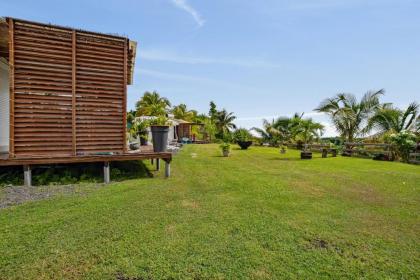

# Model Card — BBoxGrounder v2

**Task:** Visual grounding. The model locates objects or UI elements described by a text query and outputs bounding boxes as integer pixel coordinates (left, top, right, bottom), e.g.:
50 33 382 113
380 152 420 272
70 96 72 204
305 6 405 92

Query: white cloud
171 0 205 27
139 49 282 68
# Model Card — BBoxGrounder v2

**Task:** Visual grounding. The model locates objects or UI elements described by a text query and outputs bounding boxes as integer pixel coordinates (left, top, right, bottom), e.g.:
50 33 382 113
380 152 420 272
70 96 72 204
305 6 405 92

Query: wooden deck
0 147 173 186
0 147 171 167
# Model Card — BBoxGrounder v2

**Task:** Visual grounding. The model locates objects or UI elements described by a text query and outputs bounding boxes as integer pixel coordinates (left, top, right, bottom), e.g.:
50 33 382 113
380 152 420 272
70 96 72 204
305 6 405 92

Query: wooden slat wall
75 32 125 154
10 19 128 158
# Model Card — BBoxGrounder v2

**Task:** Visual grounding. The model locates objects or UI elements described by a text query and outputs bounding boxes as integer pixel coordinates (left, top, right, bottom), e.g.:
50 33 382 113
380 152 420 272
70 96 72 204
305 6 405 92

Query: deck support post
165 161 170 178
163 159 171 178
151 159 154 165
104 162 110 184
23 165 31 187
156 158 160 171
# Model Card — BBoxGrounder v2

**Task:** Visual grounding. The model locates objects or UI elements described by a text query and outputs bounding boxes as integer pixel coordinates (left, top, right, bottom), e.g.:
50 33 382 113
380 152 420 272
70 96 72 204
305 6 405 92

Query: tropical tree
194 113 209 124
252 119 282 146
272 113 304 142
293 118 325 144
172 103 195 121
209 101 218 121
252 114 304 145
315 89 384 142
369 102 419 135
136 91 171 116
203 118 217 142
215 109 237 138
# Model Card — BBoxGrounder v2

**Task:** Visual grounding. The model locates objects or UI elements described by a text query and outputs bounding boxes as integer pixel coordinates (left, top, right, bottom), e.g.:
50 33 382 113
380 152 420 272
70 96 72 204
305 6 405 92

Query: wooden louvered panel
75 33 125 154
13 21 73 157
10 19 128 158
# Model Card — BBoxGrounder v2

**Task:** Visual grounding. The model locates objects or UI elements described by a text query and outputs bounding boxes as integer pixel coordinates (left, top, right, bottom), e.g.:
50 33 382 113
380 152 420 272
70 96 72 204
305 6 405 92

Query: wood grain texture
8 18 15 158
10 19 130 158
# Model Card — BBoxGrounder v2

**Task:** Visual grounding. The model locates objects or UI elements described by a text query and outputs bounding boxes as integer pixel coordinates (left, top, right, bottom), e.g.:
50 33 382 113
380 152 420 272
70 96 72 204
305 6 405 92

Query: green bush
385 131 417 162
233 128 252 143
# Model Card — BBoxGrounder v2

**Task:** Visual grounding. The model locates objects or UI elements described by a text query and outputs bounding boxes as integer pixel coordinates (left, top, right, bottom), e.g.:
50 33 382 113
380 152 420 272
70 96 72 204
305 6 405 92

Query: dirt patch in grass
304 237 369 263
251 268 271 279
181 199 200 209
0 184 104 209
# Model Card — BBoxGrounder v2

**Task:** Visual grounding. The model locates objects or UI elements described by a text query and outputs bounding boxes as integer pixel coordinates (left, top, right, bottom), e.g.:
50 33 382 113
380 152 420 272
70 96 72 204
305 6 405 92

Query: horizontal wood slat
11 19 129 158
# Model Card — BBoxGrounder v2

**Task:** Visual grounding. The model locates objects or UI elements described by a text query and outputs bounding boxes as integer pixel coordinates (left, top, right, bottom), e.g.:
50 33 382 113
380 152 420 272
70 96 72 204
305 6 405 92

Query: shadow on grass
0 161 153 187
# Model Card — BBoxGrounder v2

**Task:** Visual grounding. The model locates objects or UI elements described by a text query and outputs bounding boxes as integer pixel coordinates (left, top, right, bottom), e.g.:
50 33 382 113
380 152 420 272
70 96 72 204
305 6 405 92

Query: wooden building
0 17 171 185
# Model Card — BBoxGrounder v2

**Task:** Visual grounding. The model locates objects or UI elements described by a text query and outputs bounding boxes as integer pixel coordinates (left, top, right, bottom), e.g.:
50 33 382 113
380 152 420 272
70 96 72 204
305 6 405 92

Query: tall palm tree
215 109 236 137
172 104 194 121
369 102 419 134
136 91 171 117
315 89 384 142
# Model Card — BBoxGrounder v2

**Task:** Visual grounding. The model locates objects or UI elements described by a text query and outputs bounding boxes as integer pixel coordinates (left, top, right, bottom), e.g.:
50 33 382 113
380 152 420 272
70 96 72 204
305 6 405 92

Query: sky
2 0 420 136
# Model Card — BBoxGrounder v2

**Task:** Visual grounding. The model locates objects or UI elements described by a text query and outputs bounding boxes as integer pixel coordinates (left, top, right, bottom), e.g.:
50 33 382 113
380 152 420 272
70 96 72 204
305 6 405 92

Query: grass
0 144 419 279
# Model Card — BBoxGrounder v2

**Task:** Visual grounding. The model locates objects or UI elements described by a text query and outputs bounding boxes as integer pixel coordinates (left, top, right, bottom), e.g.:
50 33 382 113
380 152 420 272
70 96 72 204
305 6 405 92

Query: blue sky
2 0 420 136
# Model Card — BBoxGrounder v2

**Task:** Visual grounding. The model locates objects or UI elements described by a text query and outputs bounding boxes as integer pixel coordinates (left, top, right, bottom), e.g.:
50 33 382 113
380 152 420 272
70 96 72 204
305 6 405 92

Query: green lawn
0 145 419 279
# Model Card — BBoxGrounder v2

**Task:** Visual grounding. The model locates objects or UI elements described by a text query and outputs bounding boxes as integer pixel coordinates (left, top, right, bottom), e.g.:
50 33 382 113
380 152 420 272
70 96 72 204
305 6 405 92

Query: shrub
233 128 252 143
385 131 417 162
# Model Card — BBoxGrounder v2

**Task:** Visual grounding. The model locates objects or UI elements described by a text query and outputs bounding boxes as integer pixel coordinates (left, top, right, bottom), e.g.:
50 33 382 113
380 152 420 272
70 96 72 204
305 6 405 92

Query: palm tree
293 118 325 144
136 91 171 116
252 119 282 145
172 104 194 121
215 109 236 137
315 89 384 142
272 113 304 142
369 102 419 135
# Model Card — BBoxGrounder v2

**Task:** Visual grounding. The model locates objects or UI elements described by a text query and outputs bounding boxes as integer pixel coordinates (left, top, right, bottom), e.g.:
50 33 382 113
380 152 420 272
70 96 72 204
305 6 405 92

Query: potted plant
220 142 231 157
233 128 253 150
131 119 150 146
280 145 287 154
150 116 172 153
300 144 312 159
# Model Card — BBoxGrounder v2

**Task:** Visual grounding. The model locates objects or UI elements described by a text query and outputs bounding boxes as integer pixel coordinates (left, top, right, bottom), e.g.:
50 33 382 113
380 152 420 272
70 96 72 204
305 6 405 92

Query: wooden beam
8 18 15 158
122 38 128 152
72 30 77 156
0 152 172 166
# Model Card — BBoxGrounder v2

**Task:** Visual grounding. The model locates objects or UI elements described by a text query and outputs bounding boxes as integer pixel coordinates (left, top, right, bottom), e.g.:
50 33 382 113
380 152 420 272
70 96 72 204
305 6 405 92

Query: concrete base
104 162 110 184
23 165 31 187
165 160 170 178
